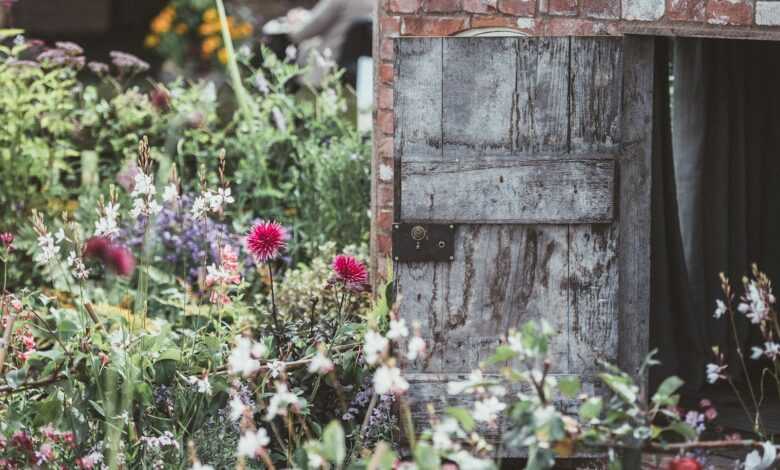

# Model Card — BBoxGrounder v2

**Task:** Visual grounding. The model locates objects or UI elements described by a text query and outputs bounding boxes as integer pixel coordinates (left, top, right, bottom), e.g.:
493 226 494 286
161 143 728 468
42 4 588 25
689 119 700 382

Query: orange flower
174 22 188 35
218 47 228 64
232 22 253 39
201 36 221 57
144 34 160 48
198 21 221 36
151 15 172 34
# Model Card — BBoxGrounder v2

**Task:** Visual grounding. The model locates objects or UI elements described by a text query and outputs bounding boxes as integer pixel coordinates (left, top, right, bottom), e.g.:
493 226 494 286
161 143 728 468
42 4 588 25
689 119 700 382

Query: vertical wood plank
394 38 443 161
570 38 624 153
442 38 517 158
516 37 571 154
618 36 654 379
568 224 619 375
396 225 570 374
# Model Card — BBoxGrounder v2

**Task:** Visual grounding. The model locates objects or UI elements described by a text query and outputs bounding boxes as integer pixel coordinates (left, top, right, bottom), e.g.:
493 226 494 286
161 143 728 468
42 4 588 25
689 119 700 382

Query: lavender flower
110 51 150 73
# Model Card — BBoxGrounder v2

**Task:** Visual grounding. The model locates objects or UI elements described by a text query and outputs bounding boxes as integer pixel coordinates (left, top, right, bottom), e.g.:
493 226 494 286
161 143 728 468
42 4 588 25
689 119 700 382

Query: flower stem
267 261 281 343
727 306 764 435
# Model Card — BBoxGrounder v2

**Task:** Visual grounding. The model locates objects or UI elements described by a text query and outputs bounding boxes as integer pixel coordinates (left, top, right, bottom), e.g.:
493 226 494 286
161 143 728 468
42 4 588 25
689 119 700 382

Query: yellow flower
201 36 221 57
174 22 188 35
144 34 160 48
202 7 218 23
232 22 253 39
217 47 228 64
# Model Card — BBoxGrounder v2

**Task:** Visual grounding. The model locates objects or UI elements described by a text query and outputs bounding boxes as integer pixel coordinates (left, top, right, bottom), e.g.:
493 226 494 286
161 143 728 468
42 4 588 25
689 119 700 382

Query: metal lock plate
392 223 455 262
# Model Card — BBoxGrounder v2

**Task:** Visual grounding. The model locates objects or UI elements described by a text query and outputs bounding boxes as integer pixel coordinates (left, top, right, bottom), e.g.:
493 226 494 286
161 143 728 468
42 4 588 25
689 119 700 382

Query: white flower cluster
94 201 120 239
738 280 775 324
373 364 409 395
307 351 334 375
237 428 270 458
713 299 727 319
265 382 305 420
129 173 162 219
751 341 780 360
228 336 268 377
66 251 90 280
705 363 727 384
186 376 212 395
192 187 234 219
35 232 60 265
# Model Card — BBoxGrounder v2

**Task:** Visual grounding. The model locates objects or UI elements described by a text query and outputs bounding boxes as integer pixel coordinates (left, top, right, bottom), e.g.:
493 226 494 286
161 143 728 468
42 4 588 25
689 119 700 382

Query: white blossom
684 410 705 434
131 173 156 197
162 184 179 204
267 360 285 378
191 196 208 219
285 45 297 61
229 395 247 421
228 336 261 377
95 202 121 238
473 396 506 423
407 336 426 361
265 383 304 420
373 365 409 395
387 319 409 340
706 363 727 384
307 352 334 375
186 376 212 395
35 233 60 264
237 428 270 458
363 330 388 366
205 187 234 212
752 346 764 360
307 452 325 469
738 281 771 324
66 251 90 280
714 299 727 319
744 442 777 470
431 417 464 451
447 370 485 395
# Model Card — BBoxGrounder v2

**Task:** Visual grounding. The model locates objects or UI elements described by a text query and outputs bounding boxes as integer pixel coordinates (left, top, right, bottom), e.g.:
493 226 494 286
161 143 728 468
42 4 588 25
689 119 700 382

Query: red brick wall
369 0 780 284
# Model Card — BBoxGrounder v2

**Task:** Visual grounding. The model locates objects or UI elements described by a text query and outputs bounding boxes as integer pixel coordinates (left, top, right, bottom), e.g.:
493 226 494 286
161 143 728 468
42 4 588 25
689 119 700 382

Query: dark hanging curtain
650 37 780 392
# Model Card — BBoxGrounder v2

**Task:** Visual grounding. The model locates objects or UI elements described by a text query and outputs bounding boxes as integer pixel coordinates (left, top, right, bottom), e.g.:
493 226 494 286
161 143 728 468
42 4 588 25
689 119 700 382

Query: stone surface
756 0 780 25
622 0 665 21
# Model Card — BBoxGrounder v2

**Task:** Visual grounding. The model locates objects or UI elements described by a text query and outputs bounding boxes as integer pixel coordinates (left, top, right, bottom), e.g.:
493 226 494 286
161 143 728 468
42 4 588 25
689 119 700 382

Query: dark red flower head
0 232 14 250
83 237 135 277
246 221 287 262
105 245 136 277
332 255 368 288
149 86 170 111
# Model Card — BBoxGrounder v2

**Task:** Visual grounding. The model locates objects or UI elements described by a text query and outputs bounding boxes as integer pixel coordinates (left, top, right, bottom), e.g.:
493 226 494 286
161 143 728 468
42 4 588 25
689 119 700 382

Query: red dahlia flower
83 237 135 277
246 221 286 262
332 254 368 288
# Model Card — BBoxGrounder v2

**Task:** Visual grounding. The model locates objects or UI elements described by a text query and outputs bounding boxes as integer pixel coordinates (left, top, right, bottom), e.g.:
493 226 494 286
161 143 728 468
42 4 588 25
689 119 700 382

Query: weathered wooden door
393 36 654 415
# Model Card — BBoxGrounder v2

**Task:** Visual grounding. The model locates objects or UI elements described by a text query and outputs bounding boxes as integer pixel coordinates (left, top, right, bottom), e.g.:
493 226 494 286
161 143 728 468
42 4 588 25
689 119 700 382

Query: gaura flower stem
267 261 282 343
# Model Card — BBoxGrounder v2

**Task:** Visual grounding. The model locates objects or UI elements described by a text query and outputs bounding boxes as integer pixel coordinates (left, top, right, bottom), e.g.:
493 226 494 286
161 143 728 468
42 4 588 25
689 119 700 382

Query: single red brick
376 233 393 256
497 0 535 16
464 0 497 13
471 14 521 28
376 209 394 232
376 136 394 160
378 63 394 85
581 0 620 19
380 15 402 35
667 0 705 21
424 0 462 12
377 85 393 110
377 110 394 134
379 38 394 61
387 0 420 13
377 183 395 208
705 0 750 24
402 16 469 35
542 17 603 35
548 0 578 16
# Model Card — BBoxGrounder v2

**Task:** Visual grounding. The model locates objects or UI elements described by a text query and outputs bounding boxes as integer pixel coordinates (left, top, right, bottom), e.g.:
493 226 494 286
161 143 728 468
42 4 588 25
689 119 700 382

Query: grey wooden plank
442 38 517 158
570 38 624 152
618 36 654 380
568 224 619 375
400 159 615 224
396 225 570 374
516 37 571 154
394 38 443 161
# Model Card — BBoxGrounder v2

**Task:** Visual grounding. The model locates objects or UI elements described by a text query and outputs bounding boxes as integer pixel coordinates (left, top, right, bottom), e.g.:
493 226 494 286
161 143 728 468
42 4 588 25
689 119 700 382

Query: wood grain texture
396 225 570 374
570 38 624 152
442 38 517 157
568 224 619 375
394 38 443 161
400 159 615 223
617 36 654 379
516 37 571 154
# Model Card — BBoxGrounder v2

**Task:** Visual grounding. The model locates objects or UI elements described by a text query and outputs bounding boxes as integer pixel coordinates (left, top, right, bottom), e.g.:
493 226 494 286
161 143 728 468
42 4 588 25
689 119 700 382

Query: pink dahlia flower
246 221 286 262
83 237 135 277
332 254 368 288
0 232 14 250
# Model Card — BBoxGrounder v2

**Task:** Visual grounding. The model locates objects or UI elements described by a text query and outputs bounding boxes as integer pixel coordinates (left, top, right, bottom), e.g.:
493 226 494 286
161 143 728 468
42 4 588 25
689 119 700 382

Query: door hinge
392 223 455 262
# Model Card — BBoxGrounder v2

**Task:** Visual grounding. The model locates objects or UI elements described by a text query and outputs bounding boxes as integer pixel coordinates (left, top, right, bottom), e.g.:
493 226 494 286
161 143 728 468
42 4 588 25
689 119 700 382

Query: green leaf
33 394 62 426
446 407 476 432
598 373 638 403
0 29 25 40
4 367 27 389
578 397 603 422
558 376 581 399
321 421 346 465
413 442 440 470
485 345 517 365
666 421 698 441
651 376 683 405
